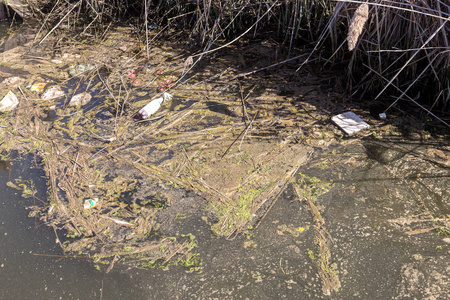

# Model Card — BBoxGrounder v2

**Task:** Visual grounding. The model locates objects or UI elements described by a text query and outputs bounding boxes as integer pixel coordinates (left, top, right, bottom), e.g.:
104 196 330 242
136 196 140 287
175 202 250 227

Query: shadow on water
359 136 450 214
205 100 238 117
0 20 29 53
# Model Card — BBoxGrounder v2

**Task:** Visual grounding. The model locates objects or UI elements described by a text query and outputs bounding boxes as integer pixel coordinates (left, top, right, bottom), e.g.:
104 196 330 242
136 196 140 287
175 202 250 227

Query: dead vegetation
0 23 356 271
294 174 340 295
0 0 448 273
6 1 448 113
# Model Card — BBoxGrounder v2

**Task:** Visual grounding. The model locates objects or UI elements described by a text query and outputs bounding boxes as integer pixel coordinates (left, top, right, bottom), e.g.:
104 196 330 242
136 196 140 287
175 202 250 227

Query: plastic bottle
137 92 172 120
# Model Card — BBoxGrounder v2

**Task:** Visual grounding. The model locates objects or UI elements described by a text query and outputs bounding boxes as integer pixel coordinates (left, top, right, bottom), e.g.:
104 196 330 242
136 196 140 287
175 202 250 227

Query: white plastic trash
41 86 65 101
332 111 370 135
69 92 92 107
0 91 19 113
137 92 172 120
84 198 99 209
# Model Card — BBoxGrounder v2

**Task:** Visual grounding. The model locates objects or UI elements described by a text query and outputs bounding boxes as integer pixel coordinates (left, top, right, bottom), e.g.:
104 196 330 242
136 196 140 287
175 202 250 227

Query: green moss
6 179 36 198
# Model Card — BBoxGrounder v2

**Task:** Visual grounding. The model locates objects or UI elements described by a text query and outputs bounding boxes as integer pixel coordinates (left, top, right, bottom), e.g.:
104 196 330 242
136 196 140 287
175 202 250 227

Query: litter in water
0 91 19 113
128 69 136 79
41 86 65 101
332 111 370 135
137 92 172 120
69 64 95 77
84 198 99 209
69 92 92 107
2 76 25 88
30 82 47 92
100 216 136 228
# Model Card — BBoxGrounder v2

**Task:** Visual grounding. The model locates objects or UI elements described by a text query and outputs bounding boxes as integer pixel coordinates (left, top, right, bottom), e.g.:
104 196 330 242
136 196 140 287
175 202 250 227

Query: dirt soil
1 23 449 299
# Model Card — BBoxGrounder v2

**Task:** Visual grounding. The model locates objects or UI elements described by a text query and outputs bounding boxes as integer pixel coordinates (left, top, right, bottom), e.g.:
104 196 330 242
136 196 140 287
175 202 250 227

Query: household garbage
69 92 92 107
127 69 136 79
157 78 175 92
41 86 65 101
69 64 95 77
30 82 47 92
1 76 25 88
137 92 172 120
0 91 19 112
332 111 370 135
101 216 136 228
83 198 99 209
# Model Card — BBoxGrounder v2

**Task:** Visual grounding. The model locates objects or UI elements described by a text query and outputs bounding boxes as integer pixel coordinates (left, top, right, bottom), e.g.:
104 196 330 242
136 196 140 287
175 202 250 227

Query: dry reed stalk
347 3 369 51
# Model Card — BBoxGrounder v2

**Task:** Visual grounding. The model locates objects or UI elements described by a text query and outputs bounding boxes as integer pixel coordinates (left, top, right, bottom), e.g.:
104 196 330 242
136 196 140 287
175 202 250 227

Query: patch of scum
1 24 449 299
0 25 325 271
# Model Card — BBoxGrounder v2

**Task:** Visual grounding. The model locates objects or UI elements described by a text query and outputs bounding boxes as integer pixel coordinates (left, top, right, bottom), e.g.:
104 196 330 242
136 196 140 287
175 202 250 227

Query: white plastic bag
0 91 19 113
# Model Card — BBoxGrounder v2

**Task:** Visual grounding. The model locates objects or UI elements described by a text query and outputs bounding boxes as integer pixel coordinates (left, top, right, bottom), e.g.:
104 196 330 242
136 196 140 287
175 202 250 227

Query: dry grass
331 1 449 115
19 0 449 116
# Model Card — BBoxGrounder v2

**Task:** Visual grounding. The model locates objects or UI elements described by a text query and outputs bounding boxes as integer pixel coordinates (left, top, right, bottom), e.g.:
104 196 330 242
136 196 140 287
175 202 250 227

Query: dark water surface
0 21 143 300
0 158 145 299
1 141 449 300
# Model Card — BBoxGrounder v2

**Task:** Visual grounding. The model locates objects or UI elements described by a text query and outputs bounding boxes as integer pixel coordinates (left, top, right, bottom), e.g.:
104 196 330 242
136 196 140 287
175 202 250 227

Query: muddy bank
0 23 449 299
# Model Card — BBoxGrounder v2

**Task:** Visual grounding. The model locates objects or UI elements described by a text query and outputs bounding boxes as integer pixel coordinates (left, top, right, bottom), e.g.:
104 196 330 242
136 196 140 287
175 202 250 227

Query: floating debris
157 77 176 92
332 111 370 135
69 64 95 77
69 92 92 107
46 205 55 217
100 216 136 228
5 0 31 19
2 76 25 88
0 91 19 113
41 86 65 101
30 82 47 92
90 131 116 142
137 92 172 120
128 69 136 79
84 198 99 209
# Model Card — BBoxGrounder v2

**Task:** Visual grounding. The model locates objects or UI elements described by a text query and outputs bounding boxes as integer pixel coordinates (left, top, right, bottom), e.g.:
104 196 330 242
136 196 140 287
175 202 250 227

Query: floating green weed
297 173 334 201
307 248 316 260
436 226 449 236
316 161 329 170
211 186 267 237
6 179 36 198
179 253 202 271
